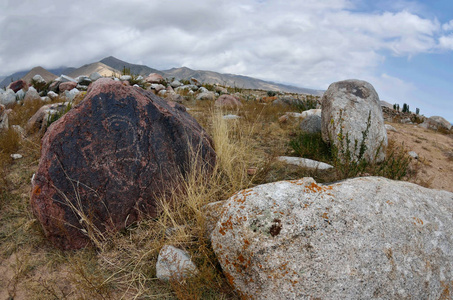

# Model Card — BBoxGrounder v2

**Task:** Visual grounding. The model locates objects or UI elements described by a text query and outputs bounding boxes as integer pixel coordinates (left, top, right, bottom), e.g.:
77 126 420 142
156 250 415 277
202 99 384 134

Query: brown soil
386 122 453 192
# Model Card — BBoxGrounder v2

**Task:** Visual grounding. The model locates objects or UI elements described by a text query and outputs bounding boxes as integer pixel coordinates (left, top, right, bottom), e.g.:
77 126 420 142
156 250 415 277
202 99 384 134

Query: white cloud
0 0 450 90
443 20 453 31
439 35 453 50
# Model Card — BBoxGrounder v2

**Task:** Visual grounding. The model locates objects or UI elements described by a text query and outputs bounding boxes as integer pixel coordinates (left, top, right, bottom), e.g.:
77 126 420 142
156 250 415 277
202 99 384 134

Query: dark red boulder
8 79 28 93
30 78 216 250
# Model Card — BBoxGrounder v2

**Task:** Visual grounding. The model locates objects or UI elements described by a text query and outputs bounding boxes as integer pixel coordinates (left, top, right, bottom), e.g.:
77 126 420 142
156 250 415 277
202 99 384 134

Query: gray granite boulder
196 91 216 101
321 80 388 162
24 87 41 104
299 114 321 134
211 177 453 299
89 72 103 81
0 89 17 105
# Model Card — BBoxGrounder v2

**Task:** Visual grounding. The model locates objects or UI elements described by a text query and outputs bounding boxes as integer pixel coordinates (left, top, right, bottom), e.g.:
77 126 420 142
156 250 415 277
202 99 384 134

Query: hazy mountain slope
68 62 120 78
0 70 30 88
162 67 324 95
50 67 76 76
22 66 58 84
100 56 162 76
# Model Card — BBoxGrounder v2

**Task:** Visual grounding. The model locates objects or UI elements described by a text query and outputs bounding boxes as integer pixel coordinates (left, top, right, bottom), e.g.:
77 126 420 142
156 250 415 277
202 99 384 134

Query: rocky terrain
0 56 324 95
0 67 452 299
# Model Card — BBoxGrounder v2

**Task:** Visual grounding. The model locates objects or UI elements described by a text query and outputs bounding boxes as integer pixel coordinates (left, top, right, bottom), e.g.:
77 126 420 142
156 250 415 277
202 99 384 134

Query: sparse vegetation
0 83 447 299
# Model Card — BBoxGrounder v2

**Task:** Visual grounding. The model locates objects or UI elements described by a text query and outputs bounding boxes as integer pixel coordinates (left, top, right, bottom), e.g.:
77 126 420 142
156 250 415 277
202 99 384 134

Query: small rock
150 84 166 92
47 91 59 100
59 81 77 93
278 115 288 124
277 156 333 170
145 73 164 84
64 88 80 101
285 112 304 118
8 80 28 93
24 87 41 104
32 74 46 84
300 114 321 134
385 124 397 132
0 89 17 105
10 154 23 160
16 89 26 101
408 151 418 159
77 76 92 86
120 75 132 81
247 167 258 175
156 245 198 281
196 91 216 101
300 109 321 118
170 80 183 88
222 114 240 120
89 72 103 81
215 94 242 108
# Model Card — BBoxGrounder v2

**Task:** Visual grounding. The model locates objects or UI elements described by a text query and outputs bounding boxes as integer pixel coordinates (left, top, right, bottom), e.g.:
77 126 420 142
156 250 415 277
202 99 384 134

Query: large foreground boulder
211 177 453 299
31 78 216 250
321 80 388 162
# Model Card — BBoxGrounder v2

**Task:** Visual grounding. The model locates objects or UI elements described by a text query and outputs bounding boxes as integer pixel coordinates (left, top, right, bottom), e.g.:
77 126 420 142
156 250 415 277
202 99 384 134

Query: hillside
1 56 323 96
100 56 162 76
21 66 58 84
162 66 324 95
67 62 121 78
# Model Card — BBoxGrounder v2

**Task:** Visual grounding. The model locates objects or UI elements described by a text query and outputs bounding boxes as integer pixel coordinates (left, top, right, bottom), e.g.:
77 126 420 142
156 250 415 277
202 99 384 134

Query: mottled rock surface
0 89 17 106
31 78 216 249
8 80 28 93
59 81 77 93
211 177 453 299
215 95 242 108
299 114 321 134
145 73 164 84
321 79 388 162
156 245 198 281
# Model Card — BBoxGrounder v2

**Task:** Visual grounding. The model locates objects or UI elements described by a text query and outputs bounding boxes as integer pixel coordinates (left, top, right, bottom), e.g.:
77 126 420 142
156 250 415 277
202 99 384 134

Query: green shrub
289 132 332 162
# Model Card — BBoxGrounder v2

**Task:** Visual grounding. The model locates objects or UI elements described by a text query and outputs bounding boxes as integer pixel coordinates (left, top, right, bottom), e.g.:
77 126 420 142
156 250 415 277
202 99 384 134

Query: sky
0 0 452 122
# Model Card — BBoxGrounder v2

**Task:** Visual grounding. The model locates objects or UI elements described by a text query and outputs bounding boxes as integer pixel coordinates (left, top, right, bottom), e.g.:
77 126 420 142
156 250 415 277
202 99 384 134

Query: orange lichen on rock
32 185 41 196
304 182 332 193
413 217 424 226
219 215 234 235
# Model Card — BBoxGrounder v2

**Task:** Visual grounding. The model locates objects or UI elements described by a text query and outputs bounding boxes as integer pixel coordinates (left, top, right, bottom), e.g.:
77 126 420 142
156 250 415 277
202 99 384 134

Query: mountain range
0 56 324 95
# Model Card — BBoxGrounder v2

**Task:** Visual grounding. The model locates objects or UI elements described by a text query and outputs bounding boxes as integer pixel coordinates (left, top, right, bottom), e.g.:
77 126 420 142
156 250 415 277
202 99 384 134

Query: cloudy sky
1 0 452 122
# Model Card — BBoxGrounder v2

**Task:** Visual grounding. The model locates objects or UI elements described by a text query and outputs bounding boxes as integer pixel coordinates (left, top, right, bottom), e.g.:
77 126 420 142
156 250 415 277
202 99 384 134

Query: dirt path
386 122 453 192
